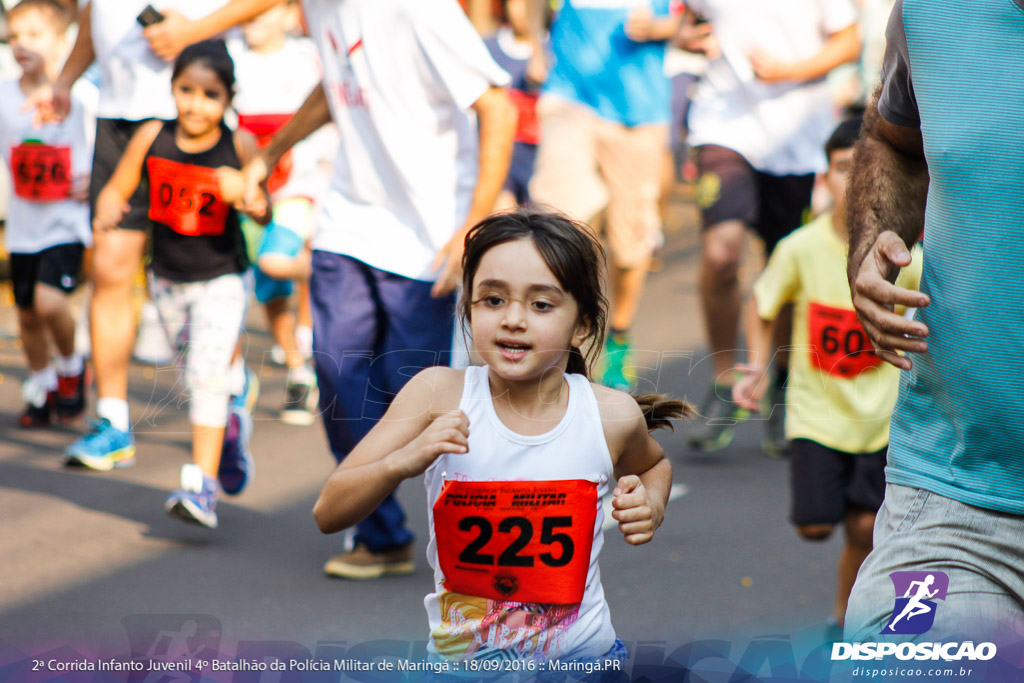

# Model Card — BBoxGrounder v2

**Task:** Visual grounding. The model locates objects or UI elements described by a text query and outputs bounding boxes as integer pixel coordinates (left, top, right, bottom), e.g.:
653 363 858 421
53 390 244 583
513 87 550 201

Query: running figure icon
887 574 939 632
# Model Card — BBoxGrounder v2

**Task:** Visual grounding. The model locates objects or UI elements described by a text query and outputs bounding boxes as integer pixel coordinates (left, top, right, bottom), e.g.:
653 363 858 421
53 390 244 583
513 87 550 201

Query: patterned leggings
149 271 248 427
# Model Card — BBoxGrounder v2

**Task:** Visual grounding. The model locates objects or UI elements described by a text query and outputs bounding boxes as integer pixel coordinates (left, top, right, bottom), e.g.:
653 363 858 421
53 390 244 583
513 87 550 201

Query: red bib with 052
147 157 230 236
433 479 598 604
808 302 881 377
11 143 72 201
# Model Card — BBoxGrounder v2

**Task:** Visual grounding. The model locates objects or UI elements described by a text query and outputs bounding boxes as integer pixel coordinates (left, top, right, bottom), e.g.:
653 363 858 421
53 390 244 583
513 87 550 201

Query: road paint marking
602 482 690 532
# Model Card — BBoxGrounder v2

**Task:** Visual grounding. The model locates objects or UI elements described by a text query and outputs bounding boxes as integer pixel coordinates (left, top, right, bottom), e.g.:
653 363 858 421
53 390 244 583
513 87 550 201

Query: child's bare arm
93 120 161 232
733 294 775 411
604 395 673 545
313 367 467 534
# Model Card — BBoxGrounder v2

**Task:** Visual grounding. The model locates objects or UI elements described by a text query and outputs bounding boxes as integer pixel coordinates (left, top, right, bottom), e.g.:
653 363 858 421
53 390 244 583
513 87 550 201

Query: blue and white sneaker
165 463 220 529
218 366 258 495
64 418 136 470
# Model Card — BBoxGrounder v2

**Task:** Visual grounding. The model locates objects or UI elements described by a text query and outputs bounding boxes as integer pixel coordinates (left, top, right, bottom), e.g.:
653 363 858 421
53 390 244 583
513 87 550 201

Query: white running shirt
685 0 857 174
301 0 510 281
0 78 95 252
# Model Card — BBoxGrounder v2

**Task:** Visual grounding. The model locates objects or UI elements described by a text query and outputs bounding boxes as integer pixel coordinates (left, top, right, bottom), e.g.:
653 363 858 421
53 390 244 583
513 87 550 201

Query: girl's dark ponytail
632 392 695 432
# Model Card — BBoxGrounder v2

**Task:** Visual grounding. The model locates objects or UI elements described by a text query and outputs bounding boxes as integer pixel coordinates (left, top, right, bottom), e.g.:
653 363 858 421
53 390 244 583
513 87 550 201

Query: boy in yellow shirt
733 118 922 630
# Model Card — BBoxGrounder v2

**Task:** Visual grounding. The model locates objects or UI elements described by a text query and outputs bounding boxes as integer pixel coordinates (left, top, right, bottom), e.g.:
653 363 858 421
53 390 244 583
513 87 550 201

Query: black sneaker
55 366 91 422
18 394 53 428
281 379 318 426
684 385 749 452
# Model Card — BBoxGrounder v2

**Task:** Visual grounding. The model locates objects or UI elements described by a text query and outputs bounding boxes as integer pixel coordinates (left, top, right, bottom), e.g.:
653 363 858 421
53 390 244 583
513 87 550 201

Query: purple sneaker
218 405 254 495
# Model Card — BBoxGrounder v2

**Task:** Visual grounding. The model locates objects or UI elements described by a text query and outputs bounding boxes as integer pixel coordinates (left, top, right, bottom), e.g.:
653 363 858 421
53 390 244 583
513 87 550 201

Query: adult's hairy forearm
846 97 929 286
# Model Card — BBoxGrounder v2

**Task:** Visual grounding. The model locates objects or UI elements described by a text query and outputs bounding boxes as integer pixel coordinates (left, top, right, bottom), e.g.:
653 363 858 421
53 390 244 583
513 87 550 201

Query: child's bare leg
297 272 312 331
836 509 875 622
18 306 51 372
34 283 77 358
193 424 227 478
264 296 303 370
296 276 313 361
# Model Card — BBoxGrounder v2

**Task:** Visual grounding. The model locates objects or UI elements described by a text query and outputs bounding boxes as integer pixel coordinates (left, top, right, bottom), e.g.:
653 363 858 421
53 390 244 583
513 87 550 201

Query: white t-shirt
0 78 96 252
229 37 337 203
686 0 857 175
302 0 510 281
90 0 229 120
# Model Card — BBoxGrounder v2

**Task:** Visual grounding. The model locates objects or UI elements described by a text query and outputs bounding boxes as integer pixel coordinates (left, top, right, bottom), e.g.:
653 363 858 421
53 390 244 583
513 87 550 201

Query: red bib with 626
11 143 71 201
147 157 230 236
808 302 881 377
433 479 598 605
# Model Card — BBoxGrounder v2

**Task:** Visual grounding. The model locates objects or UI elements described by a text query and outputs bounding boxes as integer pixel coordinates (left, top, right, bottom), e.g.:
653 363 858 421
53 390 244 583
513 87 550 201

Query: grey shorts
845 483 1024 644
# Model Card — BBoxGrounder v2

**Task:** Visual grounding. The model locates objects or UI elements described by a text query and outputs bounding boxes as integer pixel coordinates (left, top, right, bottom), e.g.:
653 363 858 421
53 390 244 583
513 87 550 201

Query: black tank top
145 120 247 282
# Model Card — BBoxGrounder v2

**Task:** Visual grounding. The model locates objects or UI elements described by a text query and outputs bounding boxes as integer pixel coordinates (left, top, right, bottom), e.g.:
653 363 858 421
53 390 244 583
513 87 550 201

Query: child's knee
796 523 835 541
33 284 70 319
845 509 876 548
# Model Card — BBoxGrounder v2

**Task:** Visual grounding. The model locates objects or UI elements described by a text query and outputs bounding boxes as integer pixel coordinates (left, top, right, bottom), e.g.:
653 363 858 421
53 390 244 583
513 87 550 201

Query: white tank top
423 366 616 662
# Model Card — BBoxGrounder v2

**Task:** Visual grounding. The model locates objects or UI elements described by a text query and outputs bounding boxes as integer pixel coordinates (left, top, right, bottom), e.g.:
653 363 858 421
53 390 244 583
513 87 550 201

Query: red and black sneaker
18 393 54 428
55 367 91 422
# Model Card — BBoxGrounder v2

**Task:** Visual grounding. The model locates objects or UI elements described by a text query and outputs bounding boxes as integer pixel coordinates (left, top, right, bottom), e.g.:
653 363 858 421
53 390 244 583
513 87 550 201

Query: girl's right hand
390 410 470 479
732 364 767 412
92 192 128 233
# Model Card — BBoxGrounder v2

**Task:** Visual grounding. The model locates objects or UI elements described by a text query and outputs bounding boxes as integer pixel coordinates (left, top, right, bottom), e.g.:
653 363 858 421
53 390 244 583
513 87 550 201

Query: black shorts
89 117 154 232
789 438 887 527
694 144 815 254
10 242 86 308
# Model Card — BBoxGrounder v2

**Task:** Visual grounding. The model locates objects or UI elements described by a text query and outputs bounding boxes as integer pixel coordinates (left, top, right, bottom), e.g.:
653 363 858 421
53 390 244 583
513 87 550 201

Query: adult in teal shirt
845 0 1024 643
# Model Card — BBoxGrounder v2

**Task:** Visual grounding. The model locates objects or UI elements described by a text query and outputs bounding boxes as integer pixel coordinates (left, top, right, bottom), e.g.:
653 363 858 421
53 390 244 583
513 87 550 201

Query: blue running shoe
219 365 258 495
166 464 219 529
218 405 254 495
65 418 136 470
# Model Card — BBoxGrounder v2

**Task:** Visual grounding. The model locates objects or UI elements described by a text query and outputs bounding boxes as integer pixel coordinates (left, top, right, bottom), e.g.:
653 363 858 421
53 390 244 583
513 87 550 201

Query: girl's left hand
611 475 662 545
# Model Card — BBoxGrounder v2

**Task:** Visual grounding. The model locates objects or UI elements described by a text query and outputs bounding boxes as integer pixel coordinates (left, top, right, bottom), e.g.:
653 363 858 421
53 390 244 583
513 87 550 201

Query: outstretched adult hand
850 230 930 370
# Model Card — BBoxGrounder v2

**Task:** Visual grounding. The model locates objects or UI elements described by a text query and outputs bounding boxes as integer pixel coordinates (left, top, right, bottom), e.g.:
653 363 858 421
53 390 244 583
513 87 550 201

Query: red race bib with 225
433 479 597 605
147 157 230 236
807 302 881 377
11 143 71 201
